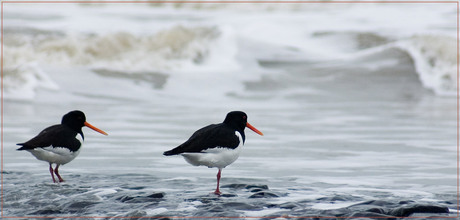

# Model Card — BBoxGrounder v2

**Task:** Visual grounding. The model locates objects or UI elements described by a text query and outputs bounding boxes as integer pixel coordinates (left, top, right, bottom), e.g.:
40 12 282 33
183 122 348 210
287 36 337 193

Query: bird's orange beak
84 121 108 136
246 122 263 136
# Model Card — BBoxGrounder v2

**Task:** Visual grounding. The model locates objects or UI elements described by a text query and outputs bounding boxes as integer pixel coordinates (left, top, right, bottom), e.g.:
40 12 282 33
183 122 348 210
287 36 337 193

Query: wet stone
338 200 450 218
29 206 62 215
221 183 269 191
249 191 280 199
265 199 452 219
398 200 415 205
350 200 397 208
220 193 237 197
246 184 269 190
278 202 302 209
147 192 166 198
125 186 146 190
317 194 362 202
220 183 246 189
249 188 264 193
388 204 449 217
116 192 165 203
346 201 392 214
264 203 281 209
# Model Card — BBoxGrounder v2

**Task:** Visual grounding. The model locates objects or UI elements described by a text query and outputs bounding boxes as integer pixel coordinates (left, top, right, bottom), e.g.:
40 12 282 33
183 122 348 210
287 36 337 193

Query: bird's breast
181 131 244 169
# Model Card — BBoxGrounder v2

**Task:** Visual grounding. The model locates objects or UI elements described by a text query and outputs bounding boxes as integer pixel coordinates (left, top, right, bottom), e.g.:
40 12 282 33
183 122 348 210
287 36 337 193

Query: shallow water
3 2 458 219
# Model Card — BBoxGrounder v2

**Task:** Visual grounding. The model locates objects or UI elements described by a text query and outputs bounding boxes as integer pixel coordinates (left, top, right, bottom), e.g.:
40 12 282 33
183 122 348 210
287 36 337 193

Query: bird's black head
223 111 264 138
61 110 86 132
223 111 248 132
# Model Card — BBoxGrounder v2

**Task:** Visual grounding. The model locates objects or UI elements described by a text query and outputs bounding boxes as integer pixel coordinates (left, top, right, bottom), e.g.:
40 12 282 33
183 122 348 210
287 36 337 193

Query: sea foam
397 35 457 96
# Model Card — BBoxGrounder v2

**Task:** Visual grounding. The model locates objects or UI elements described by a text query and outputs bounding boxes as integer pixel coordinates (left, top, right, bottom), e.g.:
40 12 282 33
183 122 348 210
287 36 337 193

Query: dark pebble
388 204 449 217
249 191 280 198
350 200 396 207
246 184 269 190
265 200 452 219
250 188 264 193
220 193 238 197
126 186 146 190
279 202 302 209
221 183 269 190
398 200 415 205
29 206 62 215
117 192 164 203
219 183 246 189
147 192 166 198
317 195 362 202
265 203 281 209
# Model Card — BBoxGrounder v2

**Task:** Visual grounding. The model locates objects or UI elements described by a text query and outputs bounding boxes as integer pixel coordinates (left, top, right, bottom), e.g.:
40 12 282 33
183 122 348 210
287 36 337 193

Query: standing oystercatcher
163 111 263 195
17 110 108 183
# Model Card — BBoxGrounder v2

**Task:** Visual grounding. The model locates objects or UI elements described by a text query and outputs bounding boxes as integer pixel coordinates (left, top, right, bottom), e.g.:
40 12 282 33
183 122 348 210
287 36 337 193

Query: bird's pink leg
214 168 222 195
54 164 65 182
49 163 57 183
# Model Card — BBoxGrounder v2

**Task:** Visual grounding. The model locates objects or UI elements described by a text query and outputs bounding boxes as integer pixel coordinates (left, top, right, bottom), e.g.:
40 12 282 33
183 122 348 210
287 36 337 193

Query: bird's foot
213 190 222 196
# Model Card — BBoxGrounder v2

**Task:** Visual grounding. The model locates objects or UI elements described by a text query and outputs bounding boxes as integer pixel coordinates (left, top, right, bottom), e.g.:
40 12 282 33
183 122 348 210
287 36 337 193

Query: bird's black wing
17 125 81 152
163 123 240 156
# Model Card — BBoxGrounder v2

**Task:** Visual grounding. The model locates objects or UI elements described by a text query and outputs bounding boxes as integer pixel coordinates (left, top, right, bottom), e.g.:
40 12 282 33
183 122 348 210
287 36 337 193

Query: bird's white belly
182 146 242 169
181 131 243 169
29 147 81 165
28 134 83 165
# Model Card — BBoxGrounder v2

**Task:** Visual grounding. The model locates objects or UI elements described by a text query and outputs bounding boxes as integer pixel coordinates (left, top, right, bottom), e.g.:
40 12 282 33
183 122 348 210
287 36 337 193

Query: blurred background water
2 1 458 218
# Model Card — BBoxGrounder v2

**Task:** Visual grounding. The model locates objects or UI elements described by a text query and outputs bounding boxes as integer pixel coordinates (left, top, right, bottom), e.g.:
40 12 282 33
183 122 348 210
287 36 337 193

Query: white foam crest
92 188 119 196
4 25 238 100
3 62 59 101
306 32 457 97
10 25 221 71
396 35 457 96
5 3 456 100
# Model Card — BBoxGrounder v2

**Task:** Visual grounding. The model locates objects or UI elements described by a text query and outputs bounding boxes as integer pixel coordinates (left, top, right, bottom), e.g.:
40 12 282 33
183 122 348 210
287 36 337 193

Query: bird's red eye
243 116 247 119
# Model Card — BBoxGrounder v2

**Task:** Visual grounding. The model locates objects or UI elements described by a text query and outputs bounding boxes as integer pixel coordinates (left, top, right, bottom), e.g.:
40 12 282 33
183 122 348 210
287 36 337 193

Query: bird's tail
16 143 28 151
164 146 185 156
163 149 178 156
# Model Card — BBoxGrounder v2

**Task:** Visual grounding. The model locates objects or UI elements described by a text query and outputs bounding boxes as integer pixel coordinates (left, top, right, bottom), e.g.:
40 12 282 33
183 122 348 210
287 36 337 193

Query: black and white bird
17 110 108 183
163 111 263 195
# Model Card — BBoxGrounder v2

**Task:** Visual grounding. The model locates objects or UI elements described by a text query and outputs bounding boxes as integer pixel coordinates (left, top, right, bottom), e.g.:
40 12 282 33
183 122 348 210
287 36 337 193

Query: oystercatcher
163 111 263 195
17 110 108 183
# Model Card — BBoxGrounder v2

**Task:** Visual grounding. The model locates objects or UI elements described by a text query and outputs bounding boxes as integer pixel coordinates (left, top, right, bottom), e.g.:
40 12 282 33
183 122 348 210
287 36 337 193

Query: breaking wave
3 3 457 100
396 35 457 96
5 25 226 70
4 25 243 100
